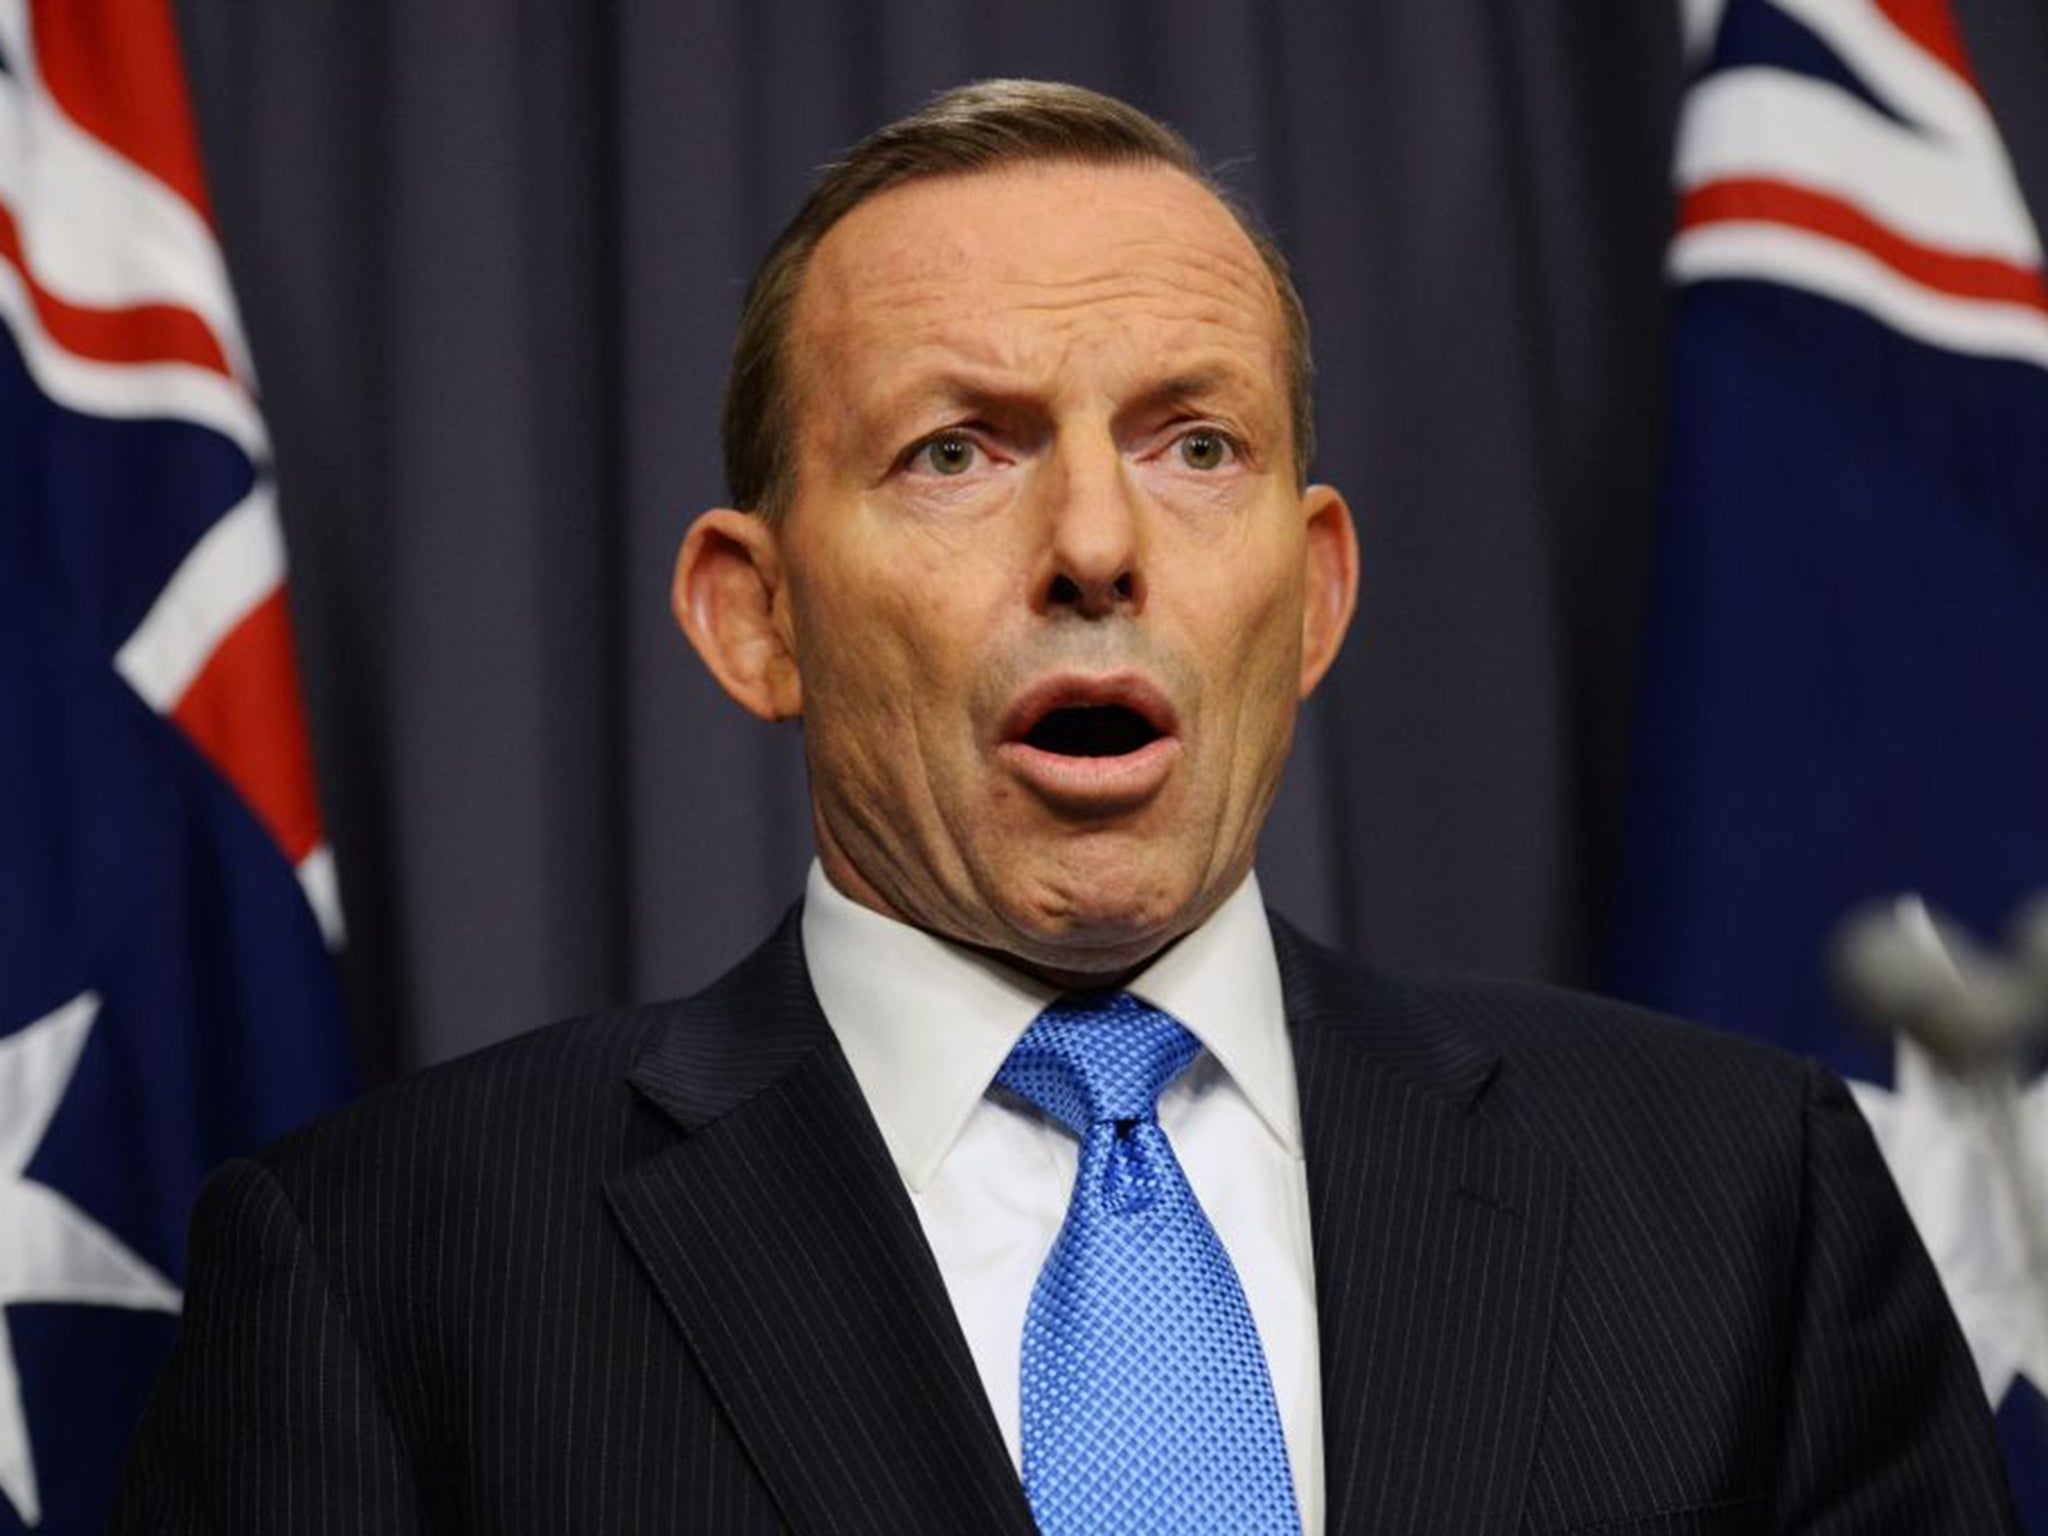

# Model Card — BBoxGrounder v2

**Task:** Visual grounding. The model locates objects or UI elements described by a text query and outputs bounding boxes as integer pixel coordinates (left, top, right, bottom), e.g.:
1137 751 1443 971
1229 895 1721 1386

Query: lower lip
996 735 1181 812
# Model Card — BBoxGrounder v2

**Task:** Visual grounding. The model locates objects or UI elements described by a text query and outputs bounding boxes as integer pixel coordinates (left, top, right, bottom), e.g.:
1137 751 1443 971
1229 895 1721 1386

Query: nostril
1045 570 1137 613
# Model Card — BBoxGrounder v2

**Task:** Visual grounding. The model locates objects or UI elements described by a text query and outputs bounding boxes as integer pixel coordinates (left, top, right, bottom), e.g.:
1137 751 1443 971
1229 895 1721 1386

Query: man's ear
672 509 803 721
1297 484 1360 698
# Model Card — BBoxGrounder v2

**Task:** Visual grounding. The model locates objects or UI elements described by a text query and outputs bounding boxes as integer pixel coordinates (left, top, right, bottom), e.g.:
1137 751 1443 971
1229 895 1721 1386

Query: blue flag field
1610 0 2048 1525
0 1 355 1528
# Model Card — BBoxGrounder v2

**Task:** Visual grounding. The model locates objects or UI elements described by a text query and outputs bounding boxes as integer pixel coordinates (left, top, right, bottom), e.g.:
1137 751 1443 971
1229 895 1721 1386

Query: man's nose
1037 431 1145 619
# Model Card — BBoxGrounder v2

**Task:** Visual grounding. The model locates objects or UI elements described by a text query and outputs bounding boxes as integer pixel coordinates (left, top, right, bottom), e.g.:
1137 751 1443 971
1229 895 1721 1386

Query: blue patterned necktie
995 992 1302 1535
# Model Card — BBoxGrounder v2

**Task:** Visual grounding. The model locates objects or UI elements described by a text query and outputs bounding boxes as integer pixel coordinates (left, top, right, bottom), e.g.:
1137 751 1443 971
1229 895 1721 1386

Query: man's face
724 161 1353 980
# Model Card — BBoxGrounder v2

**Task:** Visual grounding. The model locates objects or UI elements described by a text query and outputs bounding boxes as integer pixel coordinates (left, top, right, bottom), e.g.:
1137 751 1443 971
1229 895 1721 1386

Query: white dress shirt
801 862 1326 1533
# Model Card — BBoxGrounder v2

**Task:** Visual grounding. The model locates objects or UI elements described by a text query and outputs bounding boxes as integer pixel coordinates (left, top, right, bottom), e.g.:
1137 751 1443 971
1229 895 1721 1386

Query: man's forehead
788 161 1286 409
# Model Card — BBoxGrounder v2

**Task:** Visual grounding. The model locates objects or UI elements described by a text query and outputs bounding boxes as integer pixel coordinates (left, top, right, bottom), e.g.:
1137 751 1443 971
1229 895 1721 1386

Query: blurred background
3 0 2044 1529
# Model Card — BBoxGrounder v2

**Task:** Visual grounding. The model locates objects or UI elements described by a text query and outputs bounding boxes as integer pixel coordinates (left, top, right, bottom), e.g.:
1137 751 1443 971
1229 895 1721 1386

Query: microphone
1830 890 2048 1385
1831 894 2048 1072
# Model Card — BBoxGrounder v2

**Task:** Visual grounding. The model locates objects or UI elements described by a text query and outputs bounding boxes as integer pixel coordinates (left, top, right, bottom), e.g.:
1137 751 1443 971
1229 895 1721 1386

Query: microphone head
1829 895 2048 1072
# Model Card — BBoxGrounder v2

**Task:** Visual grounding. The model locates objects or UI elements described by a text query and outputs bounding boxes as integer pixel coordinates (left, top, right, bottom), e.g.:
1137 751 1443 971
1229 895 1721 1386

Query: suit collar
611 911 1037 1535
1271 912 1501 1108
1274 916 1569 1536
623 905 827 1131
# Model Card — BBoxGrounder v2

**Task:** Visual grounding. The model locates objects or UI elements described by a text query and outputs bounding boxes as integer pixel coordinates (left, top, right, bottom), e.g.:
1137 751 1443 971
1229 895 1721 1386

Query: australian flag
1609 0 2048 1523
0 1 355 1529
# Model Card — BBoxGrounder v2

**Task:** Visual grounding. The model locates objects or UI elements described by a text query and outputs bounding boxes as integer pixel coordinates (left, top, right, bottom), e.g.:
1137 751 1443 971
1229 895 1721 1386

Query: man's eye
912 434 979 477
1176 430 1234 471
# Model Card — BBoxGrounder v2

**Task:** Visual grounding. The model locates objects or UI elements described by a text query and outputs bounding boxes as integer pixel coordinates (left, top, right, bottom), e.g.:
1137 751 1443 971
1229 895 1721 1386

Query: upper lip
996 672 1179 747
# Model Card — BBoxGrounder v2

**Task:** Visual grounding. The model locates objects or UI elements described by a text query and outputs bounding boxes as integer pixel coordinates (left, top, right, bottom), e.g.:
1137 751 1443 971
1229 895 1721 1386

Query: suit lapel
1275 919 1572 1536
605 916 1036 1536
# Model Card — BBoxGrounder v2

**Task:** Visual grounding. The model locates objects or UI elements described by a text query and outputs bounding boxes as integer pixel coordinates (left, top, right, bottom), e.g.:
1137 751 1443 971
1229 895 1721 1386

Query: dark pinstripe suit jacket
115 909 2017 1534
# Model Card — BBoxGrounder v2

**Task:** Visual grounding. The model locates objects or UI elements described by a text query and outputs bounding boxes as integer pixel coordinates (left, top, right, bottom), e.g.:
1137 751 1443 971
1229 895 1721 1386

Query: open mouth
1023 704 1164 759
996 675 1180 808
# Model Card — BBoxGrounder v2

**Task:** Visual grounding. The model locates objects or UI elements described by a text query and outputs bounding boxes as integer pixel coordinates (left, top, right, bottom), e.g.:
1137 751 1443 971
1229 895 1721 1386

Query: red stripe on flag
170 588 325 865
1680 178 2048 314
1873 0 1977 86
0 199 234 375
26 0 214 222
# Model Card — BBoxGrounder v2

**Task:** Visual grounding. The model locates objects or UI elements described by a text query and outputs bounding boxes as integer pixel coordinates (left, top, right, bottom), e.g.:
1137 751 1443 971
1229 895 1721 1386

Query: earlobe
1297 485 1359 698
672 509 804 721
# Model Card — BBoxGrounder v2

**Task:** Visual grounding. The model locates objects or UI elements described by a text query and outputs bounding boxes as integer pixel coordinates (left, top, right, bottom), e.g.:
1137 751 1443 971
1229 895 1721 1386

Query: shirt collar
801 861 1300 1192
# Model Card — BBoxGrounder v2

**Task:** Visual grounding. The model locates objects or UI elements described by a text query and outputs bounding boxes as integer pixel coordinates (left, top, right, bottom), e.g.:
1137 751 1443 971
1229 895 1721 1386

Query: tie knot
995 993 1201 1135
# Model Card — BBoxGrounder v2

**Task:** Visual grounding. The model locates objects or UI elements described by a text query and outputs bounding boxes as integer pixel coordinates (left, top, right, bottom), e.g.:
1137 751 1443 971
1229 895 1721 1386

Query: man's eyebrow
868 372 1047 428
1118 367 1264 420
866 364 1266 433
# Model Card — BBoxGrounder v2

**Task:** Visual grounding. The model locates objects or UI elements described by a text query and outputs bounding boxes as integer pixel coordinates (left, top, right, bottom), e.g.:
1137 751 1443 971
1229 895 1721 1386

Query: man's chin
976 868 1216 988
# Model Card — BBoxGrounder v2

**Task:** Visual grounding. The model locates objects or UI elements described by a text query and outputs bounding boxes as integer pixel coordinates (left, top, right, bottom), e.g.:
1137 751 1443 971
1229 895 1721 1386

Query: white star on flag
0 993 180 1529
1852 1037 2048 1409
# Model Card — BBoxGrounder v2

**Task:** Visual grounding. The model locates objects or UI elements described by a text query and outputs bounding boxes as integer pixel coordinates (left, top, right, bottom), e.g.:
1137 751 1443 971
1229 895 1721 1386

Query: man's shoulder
1274 922 1844 1276
255 906 815 1187
1408 967 1805 1079
246 1001 676 1202
1412 967 1821 1142
1272 914 1823 1153
1275 912 1808 1076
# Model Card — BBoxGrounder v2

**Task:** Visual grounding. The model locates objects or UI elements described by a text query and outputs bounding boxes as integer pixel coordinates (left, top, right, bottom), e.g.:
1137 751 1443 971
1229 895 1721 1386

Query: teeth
1025 705 1158 758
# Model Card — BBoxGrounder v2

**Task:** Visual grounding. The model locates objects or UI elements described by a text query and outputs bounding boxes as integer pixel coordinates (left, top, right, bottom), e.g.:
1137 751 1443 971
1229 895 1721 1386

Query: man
117 81 2016 1533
